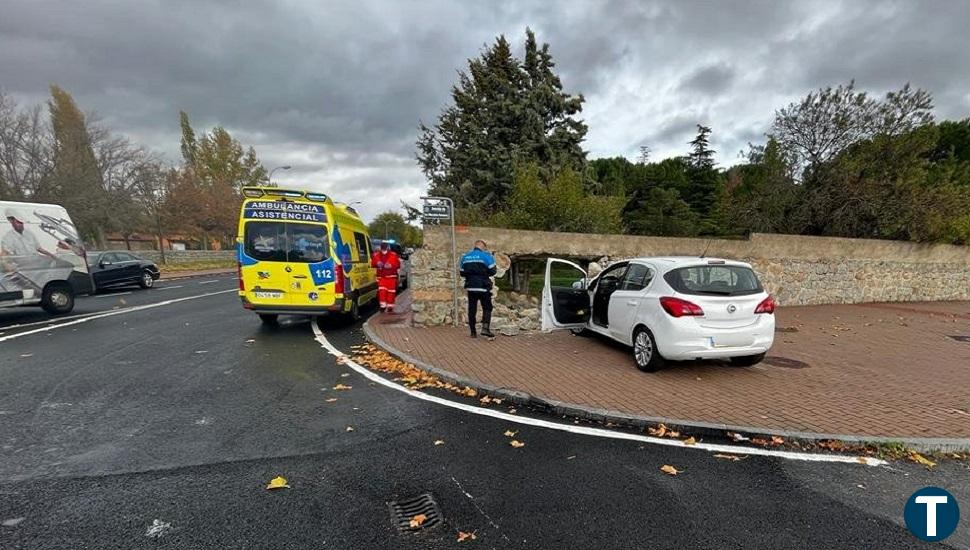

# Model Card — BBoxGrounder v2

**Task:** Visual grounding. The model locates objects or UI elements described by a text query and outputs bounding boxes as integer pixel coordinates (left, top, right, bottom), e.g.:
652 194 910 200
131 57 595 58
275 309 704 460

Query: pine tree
179 110 197 167
688 125 715 169
417 30 588 215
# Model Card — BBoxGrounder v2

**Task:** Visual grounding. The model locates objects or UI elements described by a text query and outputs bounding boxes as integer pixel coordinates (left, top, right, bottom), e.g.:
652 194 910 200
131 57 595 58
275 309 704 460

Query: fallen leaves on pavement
332 384 352 391
750 436 785 447
503 430 517 437
683 437 697 446
266 476 290 490
907 451 936 469
457 531 477 542
647 424 680 438
434 439 445 446
409 514 427 528
350 345 481 400
660 464 681 476
345 426 355 432
324 398 338 403
509 440 525 448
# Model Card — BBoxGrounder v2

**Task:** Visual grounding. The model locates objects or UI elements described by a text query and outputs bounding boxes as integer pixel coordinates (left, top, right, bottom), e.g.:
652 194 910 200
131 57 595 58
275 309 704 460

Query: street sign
422 204 451 219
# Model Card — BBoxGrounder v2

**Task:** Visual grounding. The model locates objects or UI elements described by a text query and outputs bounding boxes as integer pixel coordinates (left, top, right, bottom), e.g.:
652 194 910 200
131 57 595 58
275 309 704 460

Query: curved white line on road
0 289 237 343
310 322 887 466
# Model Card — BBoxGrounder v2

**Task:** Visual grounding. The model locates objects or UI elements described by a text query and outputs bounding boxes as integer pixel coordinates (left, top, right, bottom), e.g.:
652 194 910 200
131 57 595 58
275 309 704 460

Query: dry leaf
509 440 525 448
908 451 936 469
457 531 477 542
324 398 338 403
409 514 427 528
503 430 517 437
508 408 517 414
266 476 290 490
462 387 477 398
345 426 355 432
648 424 668 437
728 432 750 442
333 384 352 390
480 395 492 405
771 436 785 446
340 373 350 378
434 439 445 446
660 464 681 475
857 456 868 464
683 436 697 446
713 453 744 461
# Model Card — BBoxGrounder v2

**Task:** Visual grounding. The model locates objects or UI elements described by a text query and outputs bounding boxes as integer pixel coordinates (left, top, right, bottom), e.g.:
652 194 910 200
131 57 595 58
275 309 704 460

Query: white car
541 257 775 372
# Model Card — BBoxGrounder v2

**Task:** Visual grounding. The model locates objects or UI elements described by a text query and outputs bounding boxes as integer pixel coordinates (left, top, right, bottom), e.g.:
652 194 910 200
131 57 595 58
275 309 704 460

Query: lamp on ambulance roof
305 193 328 202
243 188 264 198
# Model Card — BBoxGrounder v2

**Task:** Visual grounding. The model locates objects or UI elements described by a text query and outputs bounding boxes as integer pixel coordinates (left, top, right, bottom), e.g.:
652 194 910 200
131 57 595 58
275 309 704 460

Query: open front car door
541 258 591 332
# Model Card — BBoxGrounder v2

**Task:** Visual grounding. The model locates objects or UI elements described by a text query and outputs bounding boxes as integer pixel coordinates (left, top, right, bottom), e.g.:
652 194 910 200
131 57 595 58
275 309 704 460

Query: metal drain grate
764 356 810 369
948 335 970 343
388 493 443 532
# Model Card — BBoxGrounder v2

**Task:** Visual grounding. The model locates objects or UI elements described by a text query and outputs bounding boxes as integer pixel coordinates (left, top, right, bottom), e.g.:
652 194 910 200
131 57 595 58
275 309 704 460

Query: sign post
420 196 458 327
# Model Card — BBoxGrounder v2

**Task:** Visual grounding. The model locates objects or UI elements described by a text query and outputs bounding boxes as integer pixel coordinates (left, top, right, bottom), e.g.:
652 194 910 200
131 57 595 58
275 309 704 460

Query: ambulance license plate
253 291 282 299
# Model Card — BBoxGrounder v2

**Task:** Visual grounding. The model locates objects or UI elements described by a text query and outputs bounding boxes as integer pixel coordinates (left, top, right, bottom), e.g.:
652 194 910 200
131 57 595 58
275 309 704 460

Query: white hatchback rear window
664 266 763 296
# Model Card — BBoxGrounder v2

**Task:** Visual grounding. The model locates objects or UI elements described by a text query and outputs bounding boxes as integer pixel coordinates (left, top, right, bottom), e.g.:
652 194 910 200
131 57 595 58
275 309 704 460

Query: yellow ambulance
236 187 377 324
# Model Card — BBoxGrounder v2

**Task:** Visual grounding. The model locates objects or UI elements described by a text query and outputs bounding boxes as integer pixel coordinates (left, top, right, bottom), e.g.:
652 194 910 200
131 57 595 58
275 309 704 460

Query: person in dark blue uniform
459 239 497 338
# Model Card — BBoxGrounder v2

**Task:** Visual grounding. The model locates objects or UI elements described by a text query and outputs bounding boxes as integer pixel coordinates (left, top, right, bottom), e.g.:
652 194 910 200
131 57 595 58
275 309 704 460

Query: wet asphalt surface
0 276 967 549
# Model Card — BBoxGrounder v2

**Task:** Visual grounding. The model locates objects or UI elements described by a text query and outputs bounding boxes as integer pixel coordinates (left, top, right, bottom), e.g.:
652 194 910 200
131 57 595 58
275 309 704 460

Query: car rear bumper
240 296 346 316
656 315 775 360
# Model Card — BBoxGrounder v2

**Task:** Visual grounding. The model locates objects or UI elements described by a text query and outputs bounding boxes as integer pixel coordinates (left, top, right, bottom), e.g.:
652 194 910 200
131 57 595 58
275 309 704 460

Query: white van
0 201 93 314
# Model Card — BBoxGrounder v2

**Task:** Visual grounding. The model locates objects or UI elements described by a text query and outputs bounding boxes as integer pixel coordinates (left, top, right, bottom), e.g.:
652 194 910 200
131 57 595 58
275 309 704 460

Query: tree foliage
489 163 622 234
417 29 587 215
368 212 423 248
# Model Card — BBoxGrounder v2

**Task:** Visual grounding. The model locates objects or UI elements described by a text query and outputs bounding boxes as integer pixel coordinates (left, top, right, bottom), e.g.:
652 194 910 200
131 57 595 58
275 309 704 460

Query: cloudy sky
2 0 968 221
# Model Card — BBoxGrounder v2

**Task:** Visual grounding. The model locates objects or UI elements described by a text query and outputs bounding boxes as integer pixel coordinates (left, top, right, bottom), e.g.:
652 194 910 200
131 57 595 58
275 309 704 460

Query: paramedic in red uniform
371 241 401 312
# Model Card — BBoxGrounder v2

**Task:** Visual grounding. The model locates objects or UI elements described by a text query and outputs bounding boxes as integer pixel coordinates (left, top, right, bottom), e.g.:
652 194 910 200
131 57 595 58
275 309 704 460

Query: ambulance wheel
41 283 74 315
346 294 361 322
258 314 279 325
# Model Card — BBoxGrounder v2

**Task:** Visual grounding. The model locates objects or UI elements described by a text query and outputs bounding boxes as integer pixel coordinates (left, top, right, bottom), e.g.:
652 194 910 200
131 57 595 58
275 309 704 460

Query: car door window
619 264 653 291
353 232 369 262
102 253 120 265
114 252 134 262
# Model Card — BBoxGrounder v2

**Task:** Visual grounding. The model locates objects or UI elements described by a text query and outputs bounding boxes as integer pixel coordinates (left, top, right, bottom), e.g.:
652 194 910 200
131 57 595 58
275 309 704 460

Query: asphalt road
1 275 967 549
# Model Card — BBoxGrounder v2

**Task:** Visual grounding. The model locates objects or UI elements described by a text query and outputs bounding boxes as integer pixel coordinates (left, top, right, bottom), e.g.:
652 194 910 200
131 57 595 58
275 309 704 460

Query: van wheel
138 270 155 289
42 283 75 314
258 314 279 325
729 353 766 367
346 294 361 322
633 327 665 373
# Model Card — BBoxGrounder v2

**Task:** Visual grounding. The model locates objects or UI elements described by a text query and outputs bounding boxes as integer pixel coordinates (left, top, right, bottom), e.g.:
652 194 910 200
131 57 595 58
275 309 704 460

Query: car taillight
755 295 775 314
660 296 704 317
237 263 244 291
334 264 345 294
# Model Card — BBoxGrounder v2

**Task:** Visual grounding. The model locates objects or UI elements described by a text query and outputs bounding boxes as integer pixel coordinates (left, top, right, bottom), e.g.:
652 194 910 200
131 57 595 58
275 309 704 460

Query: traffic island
364 301 970 452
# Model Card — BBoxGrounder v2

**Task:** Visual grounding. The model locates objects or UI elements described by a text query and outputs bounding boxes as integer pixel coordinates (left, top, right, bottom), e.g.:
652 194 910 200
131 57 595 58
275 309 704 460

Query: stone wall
410 225 970 329
133 250 236 264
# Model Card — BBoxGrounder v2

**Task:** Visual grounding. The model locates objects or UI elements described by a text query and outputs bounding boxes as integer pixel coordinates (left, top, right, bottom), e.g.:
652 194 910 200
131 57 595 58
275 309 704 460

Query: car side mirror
100 260 111 267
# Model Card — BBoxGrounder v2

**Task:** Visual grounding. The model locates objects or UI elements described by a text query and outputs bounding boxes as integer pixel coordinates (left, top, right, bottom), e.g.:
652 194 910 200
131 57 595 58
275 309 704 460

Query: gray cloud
2 0 969 219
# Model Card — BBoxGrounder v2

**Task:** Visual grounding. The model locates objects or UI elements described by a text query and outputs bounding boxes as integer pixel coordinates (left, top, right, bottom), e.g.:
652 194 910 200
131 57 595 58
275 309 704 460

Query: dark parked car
87 251 160 291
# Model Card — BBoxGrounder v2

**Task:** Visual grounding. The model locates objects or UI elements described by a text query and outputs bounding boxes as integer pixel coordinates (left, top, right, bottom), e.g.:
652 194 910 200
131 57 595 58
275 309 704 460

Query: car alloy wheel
141 272 154 288
634 330 653 367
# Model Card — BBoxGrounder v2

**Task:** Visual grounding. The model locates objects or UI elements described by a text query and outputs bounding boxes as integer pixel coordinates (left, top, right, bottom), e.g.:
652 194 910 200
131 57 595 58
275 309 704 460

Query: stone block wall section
133 250 236 264
410 225 970 327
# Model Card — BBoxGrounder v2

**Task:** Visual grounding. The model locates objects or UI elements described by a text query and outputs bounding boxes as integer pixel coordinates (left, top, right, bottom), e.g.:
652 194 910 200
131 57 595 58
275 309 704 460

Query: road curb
362 318 970 453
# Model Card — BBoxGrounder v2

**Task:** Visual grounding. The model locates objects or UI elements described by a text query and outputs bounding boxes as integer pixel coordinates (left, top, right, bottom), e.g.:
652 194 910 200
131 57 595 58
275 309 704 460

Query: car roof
629 256 752 269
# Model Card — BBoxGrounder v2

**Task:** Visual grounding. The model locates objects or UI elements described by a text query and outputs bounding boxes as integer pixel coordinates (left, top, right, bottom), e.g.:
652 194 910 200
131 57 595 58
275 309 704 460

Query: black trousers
467 291 492 330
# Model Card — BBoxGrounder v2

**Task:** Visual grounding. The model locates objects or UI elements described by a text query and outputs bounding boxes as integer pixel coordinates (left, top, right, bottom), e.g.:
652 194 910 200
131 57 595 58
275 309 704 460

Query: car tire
258 313 279 325
632 327 665 373
570 327 590 337
729 353 766 367
138 270 155 289
41 283 75 315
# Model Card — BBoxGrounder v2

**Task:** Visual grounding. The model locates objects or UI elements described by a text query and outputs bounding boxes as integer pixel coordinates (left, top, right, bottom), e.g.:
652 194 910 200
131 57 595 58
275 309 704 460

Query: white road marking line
0 311 104 330
198 279 221 285
0 289 237 343
155 285 184 291
92 292 132 299
311 323 887 466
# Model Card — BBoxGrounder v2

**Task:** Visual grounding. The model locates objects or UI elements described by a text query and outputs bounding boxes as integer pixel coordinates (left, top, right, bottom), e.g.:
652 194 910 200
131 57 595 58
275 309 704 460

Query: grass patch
160 259 236 273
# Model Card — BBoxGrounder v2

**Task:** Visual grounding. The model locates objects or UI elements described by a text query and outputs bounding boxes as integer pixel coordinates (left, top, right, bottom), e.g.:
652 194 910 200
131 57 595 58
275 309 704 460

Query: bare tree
0 91 52 199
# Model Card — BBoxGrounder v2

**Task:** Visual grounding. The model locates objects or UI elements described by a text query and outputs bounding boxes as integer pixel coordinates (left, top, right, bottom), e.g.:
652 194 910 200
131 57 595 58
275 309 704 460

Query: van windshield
664 265 763 296
244 221 330 263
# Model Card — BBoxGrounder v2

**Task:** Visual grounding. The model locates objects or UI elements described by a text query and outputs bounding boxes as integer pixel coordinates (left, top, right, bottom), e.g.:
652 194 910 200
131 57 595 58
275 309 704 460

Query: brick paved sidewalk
367 302 970 443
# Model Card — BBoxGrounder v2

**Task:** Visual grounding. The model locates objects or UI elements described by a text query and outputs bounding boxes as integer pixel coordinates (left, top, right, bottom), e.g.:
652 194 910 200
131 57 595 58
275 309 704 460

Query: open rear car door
541 258 591 332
